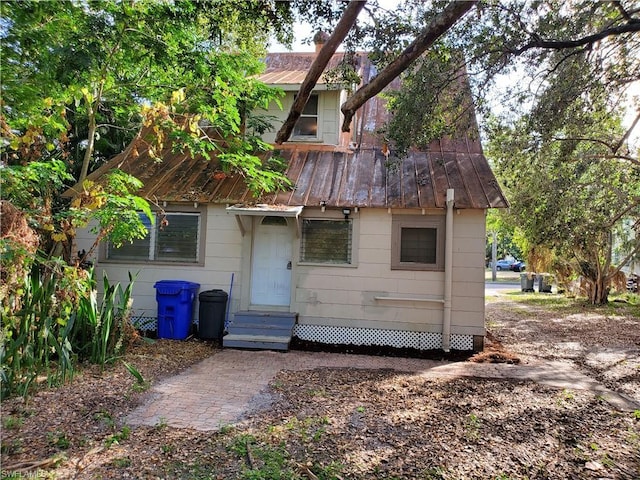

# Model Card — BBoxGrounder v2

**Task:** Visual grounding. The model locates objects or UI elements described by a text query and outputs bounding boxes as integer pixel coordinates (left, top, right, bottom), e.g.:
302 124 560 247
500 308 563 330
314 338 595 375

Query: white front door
250 216 293 306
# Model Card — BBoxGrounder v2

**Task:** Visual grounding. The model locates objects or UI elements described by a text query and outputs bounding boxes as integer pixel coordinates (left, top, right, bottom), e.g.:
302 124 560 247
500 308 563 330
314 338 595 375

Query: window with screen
391 215 445 270
105 209 204 265
300 219 352 264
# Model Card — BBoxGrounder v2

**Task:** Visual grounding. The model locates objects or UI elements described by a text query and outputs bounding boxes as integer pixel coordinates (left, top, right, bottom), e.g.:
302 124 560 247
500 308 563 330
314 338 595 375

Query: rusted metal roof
259 52 362 87
64 52 508 210
67 135 507 209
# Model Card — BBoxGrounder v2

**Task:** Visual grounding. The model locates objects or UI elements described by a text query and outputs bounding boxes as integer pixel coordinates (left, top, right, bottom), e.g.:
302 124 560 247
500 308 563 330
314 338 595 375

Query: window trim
391 214 445 271
100 204 207 267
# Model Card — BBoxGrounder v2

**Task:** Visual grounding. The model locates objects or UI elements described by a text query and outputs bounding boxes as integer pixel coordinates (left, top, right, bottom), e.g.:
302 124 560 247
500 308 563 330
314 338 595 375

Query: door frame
238 215 296 312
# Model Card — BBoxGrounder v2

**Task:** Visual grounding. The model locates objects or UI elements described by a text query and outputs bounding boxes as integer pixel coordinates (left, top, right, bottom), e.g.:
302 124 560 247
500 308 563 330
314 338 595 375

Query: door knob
287 261 292 270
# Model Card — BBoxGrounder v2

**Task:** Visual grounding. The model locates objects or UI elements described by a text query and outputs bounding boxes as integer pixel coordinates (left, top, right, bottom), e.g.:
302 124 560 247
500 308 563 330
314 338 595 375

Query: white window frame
292 93 320 140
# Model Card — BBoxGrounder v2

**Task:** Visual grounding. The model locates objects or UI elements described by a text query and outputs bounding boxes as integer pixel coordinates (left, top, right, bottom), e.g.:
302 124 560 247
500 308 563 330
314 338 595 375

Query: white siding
77 205 487 338
291 208 486 336
260 91 341 145
76 205 244 323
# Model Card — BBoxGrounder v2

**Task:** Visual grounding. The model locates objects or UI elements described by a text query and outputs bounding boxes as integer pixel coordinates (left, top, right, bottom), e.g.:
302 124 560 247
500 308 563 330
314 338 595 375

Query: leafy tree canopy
1 0 294 188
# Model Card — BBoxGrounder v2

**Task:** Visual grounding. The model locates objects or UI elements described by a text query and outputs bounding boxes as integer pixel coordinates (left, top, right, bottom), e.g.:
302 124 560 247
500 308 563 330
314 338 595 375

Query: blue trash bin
154 280 200 339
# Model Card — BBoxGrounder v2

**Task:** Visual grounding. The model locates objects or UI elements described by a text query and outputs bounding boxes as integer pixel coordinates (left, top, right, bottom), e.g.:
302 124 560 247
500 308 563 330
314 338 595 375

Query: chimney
313 31 330 53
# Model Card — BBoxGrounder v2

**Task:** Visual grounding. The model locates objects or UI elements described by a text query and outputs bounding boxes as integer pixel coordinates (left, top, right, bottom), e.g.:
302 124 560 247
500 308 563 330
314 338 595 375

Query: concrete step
233 311 297 328
223 333 291 351
226 324 294 337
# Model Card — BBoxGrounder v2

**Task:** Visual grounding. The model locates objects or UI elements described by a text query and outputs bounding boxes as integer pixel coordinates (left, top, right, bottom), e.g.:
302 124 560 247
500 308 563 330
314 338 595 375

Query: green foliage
70 270 137 365
0 261 80 399
123 360 149 392
383 46 472 156
487 103 639 304
1 0 294 191
0 260 137 399
105 426 131 448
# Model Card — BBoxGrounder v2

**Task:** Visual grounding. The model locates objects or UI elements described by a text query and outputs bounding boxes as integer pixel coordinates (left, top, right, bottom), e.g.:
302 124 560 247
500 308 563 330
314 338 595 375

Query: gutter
442 188 454 352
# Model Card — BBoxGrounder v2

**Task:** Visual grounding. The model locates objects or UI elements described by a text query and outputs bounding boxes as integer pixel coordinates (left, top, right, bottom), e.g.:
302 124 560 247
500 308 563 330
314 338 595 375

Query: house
70 36 508 353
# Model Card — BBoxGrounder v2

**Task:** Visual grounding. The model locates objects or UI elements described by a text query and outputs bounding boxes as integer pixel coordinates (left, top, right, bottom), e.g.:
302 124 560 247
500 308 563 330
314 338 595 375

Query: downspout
442 188 454 352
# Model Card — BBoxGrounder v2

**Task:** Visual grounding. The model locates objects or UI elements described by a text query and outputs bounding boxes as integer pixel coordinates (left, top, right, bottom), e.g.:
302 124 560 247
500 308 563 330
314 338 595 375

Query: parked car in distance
494 259 514 271
510 261 526 272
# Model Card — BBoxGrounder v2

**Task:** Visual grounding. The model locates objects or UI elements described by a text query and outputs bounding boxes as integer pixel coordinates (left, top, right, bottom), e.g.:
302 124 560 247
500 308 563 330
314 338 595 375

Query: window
391 215 445 270
300 219 352 264
293 94 318 137
104 209 204 264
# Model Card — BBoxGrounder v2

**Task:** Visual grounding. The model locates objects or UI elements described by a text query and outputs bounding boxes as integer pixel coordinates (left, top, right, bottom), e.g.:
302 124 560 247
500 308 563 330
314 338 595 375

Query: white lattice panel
132 316 157 332
451 334 474 350
293 325 474 351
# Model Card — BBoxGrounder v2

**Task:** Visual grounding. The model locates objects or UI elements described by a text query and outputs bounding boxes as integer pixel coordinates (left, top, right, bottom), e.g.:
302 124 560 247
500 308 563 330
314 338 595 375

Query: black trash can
198 289 228 341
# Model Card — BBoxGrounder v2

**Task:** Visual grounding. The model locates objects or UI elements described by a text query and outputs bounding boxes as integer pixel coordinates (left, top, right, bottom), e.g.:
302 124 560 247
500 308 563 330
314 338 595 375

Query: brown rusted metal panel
401 154 419 208
369 152 387 208
386 157 403 208
469 153 509 208
414 152 435 209
288 150 317 205
443 152 469 208
429 150 449 209
456 152 488 209
305 151 337 206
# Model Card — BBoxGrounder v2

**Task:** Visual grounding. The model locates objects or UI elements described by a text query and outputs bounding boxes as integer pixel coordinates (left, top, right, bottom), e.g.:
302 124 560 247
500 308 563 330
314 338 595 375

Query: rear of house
72 45 507 352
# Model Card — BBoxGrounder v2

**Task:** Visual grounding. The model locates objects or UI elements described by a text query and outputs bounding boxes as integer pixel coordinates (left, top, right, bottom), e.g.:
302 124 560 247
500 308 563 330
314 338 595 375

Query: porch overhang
226 204 304 237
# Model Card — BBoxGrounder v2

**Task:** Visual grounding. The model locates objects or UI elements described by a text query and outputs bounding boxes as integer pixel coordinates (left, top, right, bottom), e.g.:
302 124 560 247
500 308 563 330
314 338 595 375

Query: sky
268 7 639 147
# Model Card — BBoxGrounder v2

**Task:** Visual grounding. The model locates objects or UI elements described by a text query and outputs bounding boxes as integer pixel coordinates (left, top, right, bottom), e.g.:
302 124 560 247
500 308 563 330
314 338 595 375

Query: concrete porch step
223 333 292 351
223 311 298 351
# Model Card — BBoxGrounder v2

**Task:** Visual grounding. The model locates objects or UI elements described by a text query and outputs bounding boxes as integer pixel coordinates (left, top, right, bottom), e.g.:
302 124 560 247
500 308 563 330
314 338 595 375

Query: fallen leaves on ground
1 297 639 479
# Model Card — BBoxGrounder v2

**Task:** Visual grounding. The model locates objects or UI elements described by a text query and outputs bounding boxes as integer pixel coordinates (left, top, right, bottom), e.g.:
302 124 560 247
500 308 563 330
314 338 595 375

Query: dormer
258 33 358 147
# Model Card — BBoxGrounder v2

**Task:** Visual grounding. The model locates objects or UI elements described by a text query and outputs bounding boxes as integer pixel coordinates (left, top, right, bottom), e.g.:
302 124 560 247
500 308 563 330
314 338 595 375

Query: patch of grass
219 423 235 435
2 415 24 430
94 410 115 428
1 438 23 455
161 443 176 454
154 417 168 430
557 389 576 406
306 388 326 397
47 430 70 450
422 466 448 479
111 456 132 468
230 434 291 480
464 413 482 441
105 425 131 447
356 405 366 413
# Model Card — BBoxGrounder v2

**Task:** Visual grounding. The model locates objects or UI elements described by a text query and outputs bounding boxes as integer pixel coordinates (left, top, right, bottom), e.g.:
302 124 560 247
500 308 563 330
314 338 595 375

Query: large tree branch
510 20 640 56
614 110 640 154
340 0 477 132
274 0 367 144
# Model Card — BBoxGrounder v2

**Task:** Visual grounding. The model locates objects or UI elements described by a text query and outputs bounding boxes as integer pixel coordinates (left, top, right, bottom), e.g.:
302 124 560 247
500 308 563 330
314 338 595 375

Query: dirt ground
1 293 639 479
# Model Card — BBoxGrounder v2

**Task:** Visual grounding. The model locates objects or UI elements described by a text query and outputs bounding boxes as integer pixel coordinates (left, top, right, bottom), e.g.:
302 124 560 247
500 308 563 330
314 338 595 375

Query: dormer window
293 94 319 138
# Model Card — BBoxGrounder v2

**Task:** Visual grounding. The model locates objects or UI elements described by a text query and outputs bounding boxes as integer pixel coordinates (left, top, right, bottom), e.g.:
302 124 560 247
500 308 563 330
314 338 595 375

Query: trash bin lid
154 280 200 295
199 289 228 300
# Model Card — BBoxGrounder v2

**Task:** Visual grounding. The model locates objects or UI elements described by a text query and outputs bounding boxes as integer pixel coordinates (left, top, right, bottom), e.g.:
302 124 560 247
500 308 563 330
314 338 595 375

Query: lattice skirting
131 316 158 332
293 324 474 351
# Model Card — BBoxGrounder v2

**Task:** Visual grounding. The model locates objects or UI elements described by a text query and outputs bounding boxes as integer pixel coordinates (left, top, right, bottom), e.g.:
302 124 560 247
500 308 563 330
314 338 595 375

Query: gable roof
64 52 508 210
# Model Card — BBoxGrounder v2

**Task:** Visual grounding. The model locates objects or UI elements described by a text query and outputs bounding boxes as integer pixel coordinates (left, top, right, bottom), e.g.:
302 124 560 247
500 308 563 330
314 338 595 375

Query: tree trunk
274 0 367 144
589 275 610 305
79 99 97 182
340 0 477 132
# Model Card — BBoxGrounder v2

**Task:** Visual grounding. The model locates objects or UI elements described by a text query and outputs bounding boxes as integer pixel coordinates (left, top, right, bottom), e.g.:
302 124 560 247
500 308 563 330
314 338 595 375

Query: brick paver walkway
125 349 639 431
